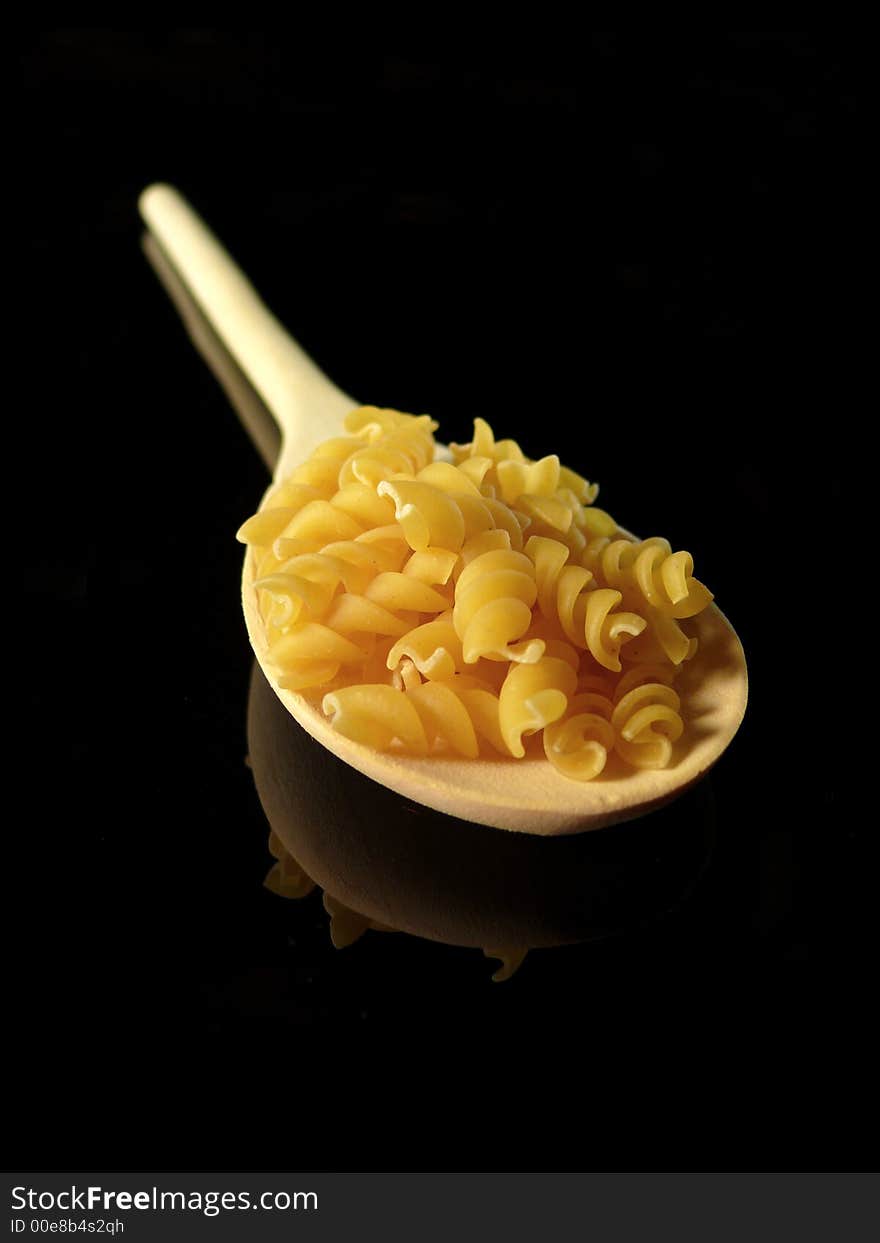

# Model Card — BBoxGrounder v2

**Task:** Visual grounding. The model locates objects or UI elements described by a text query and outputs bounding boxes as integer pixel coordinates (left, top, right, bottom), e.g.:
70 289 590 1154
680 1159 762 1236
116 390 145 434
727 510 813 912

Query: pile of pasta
237 408 714 781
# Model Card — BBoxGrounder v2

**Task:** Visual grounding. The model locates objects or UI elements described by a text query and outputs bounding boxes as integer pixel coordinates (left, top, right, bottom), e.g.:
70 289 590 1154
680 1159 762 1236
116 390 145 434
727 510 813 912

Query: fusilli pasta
238 408 713 781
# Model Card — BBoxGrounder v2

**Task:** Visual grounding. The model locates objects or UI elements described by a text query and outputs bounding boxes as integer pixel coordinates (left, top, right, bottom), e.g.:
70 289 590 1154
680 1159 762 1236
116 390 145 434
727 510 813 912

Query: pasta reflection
247 662 715 980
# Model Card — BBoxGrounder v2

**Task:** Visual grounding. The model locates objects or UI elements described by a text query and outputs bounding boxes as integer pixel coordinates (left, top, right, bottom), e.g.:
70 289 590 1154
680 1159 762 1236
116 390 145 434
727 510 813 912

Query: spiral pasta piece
386 612 463 681
583 536 712 665
453 549 545 665
543 689 617 782
584 589 647 673
498 657 577 758
338 407 437 487
322 684 430 754
376 479 467 552
611 684 684 770
239 407 716 780
525 536 646 671
496 454 561 504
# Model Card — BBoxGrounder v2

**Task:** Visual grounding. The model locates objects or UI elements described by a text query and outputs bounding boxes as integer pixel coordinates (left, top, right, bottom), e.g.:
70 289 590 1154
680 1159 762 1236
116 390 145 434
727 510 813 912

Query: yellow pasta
322 684 430 754
239 407 715 781
543 690 617 782
525 534 646 669
582 535 713 666
611 684 684 770
498 657 578 758
386 612 463 681
452 548 545 665
406 681 481 758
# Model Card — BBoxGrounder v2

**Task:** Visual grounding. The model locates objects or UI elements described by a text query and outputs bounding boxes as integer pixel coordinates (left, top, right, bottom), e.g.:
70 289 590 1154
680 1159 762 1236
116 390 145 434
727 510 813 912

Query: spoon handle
139 184 356 475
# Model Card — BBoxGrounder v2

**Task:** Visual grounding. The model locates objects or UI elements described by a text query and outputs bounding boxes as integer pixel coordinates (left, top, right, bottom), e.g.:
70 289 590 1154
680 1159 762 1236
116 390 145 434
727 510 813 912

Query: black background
13 32 864 1171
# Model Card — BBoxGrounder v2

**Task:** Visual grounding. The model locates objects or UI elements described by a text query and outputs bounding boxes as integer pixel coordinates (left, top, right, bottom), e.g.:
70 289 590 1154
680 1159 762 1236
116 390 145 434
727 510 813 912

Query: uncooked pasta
238 408 715 781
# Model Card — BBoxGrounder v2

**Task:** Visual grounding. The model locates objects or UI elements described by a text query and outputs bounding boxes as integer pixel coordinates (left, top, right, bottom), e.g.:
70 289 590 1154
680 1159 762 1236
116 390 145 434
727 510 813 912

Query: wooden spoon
139 183 748 836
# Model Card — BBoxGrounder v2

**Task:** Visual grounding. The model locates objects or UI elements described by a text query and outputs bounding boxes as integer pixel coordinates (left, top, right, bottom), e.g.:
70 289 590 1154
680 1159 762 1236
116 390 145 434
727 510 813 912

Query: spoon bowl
140 183 748 835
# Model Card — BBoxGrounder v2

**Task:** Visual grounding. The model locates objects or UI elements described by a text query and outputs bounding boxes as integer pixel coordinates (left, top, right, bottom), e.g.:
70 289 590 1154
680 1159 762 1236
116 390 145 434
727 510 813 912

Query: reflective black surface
15 33 864 1171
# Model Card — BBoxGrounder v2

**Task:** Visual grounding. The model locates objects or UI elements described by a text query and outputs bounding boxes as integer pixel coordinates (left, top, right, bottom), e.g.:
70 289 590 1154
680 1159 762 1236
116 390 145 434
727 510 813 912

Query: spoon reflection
247 661 715 979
